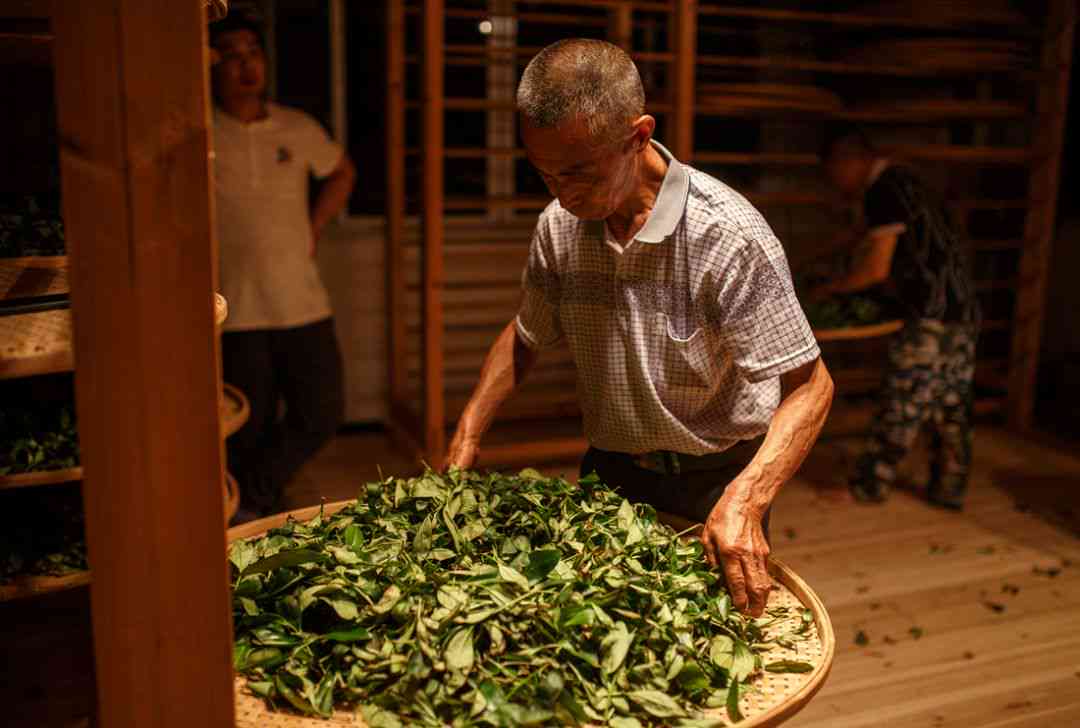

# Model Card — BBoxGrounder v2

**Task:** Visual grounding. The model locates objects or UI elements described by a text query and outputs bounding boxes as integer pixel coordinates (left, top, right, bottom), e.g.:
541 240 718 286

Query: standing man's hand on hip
702 491 772 617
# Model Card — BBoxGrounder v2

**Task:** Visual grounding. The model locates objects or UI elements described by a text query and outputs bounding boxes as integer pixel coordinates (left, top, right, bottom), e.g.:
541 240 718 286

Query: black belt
623 438 763 476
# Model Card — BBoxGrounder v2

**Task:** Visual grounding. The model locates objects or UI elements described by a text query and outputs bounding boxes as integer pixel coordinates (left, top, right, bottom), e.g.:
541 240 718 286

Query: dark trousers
222 317 344 516
853 321 977 509
580 440 770 539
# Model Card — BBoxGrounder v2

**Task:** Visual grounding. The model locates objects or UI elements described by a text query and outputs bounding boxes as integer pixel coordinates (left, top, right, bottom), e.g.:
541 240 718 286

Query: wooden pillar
1008 0 1076 428
51 1 234 726
422 0 446 463
672 0 697 161
609 3 633 50
386 0 407 410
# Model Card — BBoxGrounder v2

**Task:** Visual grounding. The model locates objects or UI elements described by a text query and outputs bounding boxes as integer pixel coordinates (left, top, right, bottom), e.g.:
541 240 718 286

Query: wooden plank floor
287 424 1080 728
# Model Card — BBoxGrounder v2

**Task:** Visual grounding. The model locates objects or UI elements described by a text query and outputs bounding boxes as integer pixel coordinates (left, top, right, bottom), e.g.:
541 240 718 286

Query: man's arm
444 322 540 469
309 154 357 256
701 356 834 616
812 223 904 298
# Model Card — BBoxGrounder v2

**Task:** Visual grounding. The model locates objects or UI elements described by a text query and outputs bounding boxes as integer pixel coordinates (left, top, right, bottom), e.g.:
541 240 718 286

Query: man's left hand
701 492 772 616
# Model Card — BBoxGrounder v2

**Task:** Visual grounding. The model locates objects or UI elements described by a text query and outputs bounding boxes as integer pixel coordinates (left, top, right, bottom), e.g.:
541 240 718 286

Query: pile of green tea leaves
803 295 883 330
0 402 80 475
0 484 87 582
0 191 66 258
230 469 815 726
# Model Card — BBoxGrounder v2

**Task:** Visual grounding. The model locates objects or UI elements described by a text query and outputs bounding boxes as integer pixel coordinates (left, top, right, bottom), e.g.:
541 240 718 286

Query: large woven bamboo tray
0 292 228 380
228 502 835 728
814 319 903 342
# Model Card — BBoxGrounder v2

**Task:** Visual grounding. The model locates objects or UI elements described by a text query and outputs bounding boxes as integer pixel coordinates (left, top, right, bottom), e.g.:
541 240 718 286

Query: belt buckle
633 451 679 475
632 452 663 474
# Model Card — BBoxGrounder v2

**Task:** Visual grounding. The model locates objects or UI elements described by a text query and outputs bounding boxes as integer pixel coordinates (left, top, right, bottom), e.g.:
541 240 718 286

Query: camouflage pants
852 320 977 509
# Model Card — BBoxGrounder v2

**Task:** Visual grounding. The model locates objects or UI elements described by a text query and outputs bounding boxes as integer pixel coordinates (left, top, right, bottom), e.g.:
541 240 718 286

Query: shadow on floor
991 470 1080 538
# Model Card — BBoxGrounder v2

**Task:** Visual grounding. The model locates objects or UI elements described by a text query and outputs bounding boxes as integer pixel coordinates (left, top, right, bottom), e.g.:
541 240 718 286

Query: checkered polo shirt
515 141 820 456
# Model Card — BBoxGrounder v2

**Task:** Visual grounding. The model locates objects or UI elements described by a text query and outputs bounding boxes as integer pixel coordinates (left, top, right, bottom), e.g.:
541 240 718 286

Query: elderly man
446 39 833 616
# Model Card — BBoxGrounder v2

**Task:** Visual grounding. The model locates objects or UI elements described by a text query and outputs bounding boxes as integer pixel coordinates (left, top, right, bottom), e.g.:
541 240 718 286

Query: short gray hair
517 39 645 146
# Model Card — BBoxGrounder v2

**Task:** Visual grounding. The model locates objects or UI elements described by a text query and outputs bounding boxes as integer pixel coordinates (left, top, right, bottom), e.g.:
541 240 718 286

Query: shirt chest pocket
649 312 716 397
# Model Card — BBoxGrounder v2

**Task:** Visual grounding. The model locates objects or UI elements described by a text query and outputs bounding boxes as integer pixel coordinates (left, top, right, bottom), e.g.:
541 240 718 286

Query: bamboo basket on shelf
227 503 835 728
814 319 904 343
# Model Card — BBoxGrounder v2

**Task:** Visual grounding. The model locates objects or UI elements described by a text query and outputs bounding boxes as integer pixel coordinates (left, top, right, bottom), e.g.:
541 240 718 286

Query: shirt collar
634 140 690 244
213 102 278 131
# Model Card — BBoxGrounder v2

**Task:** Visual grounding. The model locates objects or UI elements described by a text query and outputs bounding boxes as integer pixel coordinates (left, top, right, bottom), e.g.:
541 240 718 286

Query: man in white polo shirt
445 40 834 616
210 15 356 521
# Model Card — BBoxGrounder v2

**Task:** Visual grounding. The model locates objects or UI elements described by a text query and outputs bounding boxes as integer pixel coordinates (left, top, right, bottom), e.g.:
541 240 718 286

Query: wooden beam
422 0 446 464
1009 0 1076 428
386 0 407 408
608 3 633 50
672 0 697 160
51 1 234 727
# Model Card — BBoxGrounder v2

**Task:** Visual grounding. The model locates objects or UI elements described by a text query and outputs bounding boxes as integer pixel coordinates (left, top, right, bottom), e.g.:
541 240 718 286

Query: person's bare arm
309 154 357 256
701 356 834 616
812 223 904 298
444 322 540 469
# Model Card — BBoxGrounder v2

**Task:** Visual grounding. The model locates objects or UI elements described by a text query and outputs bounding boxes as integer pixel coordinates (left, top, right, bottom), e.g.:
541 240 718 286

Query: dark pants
580 439 770 539
222 317 344 516
853 320 977 509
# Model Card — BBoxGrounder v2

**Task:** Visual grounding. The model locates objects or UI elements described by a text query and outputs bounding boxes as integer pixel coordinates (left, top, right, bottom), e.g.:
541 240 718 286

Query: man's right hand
444 427 480 471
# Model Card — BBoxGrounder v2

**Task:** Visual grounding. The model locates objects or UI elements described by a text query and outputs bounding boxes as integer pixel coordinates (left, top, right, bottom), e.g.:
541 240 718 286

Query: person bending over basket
813 126 980 511
445 39 834 617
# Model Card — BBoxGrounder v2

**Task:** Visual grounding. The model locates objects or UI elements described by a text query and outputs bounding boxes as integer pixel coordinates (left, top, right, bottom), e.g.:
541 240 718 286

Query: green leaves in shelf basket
229 469 815 726
0 402 80 476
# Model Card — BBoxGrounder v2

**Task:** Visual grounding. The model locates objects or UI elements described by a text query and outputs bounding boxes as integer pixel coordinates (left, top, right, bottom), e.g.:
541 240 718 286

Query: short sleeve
864 176 908 228
710 233 820 383
300 114 345 179
514 220 563 350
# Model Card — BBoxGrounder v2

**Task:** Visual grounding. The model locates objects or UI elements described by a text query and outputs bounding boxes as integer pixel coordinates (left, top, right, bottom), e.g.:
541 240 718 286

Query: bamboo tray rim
228 501 835 728
0 569 90 602
222 383 251 438
225 471 241 522
814 319 903 341
0 465 82 491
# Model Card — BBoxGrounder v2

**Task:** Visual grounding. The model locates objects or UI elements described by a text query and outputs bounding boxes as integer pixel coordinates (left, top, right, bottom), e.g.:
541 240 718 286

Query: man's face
521 117 637 221
212 29 266 102
823 155 865 198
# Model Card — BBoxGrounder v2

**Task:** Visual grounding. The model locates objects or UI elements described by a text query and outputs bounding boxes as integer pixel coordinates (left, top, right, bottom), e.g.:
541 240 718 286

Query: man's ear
630 115 656 153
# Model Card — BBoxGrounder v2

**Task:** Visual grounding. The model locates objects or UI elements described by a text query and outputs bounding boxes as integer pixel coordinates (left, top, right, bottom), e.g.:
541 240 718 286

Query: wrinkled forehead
212 28 262 53
520 116 610 175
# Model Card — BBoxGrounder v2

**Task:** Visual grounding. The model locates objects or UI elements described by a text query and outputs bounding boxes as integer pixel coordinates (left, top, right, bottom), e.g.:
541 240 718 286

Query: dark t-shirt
864 166 979 323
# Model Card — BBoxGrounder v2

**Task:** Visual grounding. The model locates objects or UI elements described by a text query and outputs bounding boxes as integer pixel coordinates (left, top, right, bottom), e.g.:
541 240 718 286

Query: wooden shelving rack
386 0 1076 466
1 2 238 725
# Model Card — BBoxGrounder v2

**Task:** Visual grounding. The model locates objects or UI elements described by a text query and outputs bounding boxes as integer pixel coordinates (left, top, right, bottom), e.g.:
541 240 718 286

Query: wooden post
51 1 235 727
422 0 446 463
609 2 633 50
1008 0 1076 428
387 0 407 412
672 0 697 161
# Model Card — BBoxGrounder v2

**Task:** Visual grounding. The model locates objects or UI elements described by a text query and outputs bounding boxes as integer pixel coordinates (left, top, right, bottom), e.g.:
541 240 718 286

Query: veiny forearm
457 322 539 444
722 358 834 517
311 160 356 237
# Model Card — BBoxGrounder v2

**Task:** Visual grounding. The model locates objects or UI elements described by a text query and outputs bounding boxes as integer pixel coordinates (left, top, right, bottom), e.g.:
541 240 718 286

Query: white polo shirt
213 103 342 331
516 141 820 456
